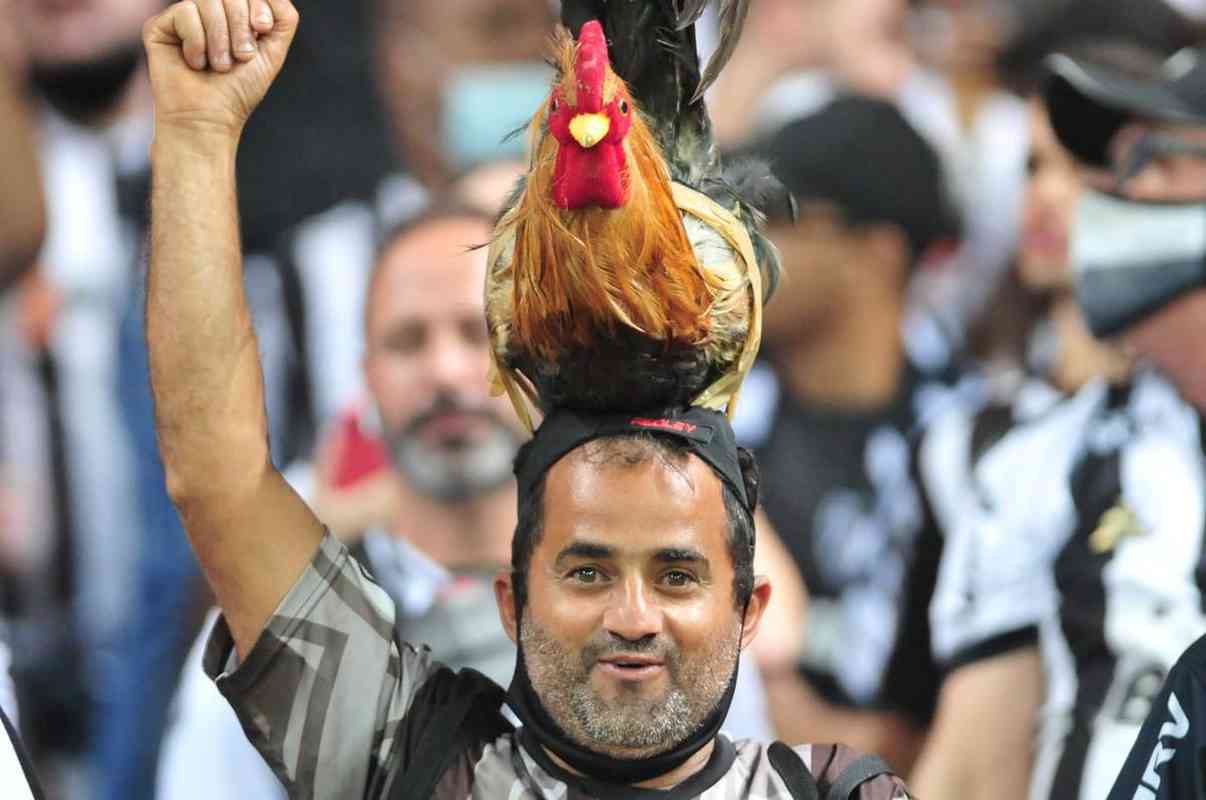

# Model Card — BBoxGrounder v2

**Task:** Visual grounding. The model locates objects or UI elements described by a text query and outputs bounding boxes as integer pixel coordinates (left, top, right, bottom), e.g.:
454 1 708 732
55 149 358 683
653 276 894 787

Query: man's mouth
419 411 484 440
596 654 666 681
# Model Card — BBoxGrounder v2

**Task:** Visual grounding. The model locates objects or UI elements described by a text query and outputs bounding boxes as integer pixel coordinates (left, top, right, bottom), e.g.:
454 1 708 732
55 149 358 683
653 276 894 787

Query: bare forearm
751 510 808 672
148 127 265 493
911 648 1041 800
147 124 321 655
0 66 45 290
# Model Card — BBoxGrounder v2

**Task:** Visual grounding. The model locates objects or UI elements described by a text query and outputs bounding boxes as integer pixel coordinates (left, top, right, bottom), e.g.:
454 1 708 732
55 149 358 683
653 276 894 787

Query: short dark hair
364 201 496 335
373 201 496 269
509 434 757 615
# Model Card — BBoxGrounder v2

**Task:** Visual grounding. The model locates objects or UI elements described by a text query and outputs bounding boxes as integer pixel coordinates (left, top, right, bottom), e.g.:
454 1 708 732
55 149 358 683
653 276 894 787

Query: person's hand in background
310 408 401 542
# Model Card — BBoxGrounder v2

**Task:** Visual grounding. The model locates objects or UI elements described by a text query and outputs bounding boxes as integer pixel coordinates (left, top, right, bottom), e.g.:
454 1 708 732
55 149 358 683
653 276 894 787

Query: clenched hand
144 0 299 137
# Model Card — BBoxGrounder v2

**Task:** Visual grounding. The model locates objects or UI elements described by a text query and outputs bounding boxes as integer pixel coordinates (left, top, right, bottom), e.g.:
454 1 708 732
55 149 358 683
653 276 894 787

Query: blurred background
0 0 1204 797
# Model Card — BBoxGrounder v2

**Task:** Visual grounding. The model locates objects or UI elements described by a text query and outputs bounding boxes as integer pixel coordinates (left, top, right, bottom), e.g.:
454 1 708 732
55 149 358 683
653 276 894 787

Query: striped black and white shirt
918 370 1206 800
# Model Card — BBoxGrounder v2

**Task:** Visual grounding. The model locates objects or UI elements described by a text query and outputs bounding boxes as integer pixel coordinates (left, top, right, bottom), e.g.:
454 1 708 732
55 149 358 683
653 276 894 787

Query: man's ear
494 569 519 645
862 223 911 285
740 576 773 651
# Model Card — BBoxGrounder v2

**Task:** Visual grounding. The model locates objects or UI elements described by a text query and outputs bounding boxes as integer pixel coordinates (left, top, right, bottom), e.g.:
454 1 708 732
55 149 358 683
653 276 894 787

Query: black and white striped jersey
918 370 1206 800
735 350 981 723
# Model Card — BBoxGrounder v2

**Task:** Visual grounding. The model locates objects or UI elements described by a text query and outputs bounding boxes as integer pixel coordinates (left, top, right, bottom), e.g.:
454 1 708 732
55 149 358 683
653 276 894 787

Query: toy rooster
486 0 788 430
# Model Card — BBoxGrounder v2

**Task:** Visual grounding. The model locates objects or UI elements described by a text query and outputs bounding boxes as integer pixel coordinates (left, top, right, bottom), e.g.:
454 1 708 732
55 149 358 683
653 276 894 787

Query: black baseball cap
758 94 962 256
513 406 754 515
1045 46 1206 167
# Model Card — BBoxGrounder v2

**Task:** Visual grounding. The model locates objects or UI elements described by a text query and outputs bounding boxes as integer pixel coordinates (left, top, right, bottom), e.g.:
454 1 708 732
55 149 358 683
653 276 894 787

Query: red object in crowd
328 410 391 490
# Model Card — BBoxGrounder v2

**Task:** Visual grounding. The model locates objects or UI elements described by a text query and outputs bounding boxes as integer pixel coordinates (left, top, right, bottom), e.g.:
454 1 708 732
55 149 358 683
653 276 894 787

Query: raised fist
144 0 299 137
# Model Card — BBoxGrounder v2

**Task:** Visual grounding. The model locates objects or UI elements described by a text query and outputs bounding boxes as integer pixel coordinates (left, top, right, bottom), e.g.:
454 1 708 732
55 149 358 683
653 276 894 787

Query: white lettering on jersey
1133 692 1190 799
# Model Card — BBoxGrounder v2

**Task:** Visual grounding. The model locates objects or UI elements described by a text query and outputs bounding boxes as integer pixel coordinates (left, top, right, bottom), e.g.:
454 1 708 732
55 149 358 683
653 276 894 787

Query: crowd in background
1 0 1206 797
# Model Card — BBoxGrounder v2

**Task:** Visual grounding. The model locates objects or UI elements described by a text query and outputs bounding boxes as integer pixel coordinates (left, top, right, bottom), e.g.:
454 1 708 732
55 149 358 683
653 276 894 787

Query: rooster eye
620 100 629 114
550 98 560 112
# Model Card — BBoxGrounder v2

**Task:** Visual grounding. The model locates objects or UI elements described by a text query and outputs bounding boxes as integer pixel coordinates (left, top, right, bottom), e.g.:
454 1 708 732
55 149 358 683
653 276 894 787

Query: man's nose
423 330 482 390
601 578 664 642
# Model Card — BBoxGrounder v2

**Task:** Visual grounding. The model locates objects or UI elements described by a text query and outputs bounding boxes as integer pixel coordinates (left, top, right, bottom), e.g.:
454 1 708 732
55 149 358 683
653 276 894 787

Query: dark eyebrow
554 542 615 569
653 548 708 565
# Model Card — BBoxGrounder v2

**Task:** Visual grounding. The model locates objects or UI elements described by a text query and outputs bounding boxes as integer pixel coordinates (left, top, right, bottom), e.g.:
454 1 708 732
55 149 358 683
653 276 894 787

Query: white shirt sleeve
922 392 1096 668
0 641 18 727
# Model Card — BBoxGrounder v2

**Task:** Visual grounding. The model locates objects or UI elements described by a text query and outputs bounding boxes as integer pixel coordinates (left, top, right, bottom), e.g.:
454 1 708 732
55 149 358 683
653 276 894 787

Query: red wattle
553 141 628 209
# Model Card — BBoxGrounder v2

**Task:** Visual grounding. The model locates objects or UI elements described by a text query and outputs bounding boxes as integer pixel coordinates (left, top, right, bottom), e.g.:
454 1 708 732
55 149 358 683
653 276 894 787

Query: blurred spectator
708 0 916 147
0 48 44 291
912 41 1206 800
376 0 555 191
0 10 46 734
897 0 1030 356
159 207 523 799
735 96 973 773
904 0 1206 351
3 0 408 796
255 1 558 486
910 79 1138 800
1 2 162 796
709 0 1029 365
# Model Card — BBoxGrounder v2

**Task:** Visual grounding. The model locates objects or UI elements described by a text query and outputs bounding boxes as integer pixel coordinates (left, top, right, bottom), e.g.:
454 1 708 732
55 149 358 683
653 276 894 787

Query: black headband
513 406 753 513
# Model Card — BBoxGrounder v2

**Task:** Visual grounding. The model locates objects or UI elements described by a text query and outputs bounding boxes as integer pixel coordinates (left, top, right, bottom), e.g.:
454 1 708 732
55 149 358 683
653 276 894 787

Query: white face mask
1071 189 1206 337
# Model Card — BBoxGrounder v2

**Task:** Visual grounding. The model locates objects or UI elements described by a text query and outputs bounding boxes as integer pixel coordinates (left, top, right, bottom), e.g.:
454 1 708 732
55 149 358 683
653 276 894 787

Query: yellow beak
569 113 611 148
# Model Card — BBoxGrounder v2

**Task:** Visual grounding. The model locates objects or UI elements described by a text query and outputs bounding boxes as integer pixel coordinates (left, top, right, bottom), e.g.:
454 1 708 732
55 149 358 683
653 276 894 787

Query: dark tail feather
676 0 710 29
690 0 751 103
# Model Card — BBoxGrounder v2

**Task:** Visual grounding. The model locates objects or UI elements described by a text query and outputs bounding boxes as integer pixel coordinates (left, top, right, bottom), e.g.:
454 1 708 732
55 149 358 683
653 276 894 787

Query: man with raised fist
141 2 907 797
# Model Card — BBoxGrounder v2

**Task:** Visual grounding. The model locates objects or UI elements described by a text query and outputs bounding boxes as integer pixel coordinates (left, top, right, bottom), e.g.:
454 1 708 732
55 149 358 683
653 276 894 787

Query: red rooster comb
575 20 609 113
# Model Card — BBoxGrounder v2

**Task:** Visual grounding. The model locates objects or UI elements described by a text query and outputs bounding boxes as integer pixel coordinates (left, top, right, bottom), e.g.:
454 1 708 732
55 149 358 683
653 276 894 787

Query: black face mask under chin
31 43 144 123
505 639 740 785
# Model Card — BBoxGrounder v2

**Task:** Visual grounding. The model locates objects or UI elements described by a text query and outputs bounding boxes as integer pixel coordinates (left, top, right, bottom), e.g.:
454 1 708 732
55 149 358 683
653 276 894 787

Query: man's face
762 207 860 345
18 0 162 67
1019 100 1082 291
363 217 522 501
499 448 767 758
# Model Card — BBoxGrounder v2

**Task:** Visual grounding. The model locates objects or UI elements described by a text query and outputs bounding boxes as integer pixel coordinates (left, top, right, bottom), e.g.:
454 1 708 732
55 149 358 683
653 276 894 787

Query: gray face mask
1071 189 1206 338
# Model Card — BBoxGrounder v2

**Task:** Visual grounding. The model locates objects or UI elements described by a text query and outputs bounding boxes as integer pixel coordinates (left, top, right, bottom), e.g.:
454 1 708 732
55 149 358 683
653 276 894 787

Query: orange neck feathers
507 38 716 364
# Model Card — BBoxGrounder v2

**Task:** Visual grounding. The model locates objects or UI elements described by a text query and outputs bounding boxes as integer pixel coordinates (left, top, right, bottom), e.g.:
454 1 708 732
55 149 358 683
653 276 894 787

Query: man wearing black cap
736 95 968 773
1037 43 1206 800
137 2 910 798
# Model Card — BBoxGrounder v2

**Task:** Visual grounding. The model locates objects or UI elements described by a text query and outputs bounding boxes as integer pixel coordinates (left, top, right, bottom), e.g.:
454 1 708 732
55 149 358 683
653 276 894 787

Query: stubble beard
519 617 741 759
